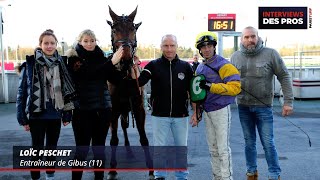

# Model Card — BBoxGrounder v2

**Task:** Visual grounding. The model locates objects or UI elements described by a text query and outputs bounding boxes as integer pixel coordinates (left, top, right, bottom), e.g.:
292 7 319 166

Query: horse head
107 6 142 69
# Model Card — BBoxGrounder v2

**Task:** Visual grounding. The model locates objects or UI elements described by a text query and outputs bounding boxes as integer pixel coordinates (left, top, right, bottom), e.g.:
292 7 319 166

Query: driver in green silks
191 31 241 180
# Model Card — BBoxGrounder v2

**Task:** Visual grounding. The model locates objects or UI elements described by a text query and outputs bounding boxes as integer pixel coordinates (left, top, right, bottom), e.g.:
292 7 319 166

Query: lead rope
204 63 311 147
131 47 141 96
241 87 312 147
129 46 139 128
195 103 203 126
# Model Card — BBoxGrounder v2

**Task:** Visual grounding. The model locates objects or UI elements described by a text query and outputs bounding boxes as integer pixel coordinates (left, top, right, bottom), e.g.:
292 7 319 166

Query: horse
106 6 154 180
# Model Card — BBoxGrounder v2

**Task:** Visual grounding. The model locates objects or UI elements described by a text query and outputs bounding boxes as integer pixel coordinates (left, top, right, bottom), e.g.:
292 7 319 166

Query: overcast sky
1 0 319 51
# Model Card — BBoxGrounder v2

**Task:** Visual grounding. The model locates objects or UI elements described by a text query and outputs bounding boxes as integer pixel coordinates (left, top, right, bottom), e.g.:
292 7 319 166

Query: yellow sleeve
209 64 241 96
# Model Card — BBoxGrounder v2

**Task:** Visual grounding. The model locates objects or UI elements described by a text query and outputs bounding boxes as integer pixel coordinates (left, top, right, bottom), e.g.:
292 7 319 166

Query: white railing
292 51 320 79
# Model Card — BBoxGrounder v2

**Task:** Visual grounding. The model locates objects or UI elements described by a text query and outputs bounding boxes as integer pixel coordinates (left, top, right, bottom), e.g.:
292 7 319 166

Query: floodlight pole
0 6 8 103
0 6 6 102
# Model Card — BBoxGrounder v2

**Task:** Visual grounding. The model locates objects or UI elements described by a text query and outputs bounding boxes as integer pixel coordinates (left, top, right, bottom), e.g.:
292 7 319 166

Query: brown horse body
106 6 154 180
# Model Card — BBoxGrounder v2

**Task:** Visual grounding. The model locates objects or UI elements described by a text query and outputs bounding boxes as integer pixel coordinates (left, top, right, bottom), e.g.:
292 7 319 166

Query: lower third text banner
13 146 187 170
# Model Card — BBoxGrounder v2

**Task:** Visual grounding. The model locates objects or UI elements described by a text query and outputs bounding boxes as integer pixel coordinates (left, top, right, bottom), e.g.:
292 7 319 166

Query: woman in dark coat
66 29 123 180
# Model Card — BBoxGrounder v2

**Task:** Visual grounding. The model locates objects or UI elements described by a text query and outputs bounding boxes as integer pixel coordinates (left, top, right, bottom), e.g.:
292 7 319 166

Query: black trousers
29 119 61 180
71 108 112 180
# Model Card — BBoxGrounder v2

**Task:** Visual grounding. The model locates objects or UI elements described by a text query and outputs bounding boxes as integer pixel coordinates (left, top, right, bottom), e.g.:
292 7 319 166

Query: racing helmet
195 31 217 50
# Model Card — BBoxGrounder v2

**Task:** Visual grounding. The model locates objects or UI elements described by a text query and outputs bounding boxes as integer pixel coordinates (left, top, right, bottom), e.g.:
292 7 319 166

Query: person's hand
111 46 124 65
131 55 141 79
190 113 198 127
133 55 141 65
282 105 293 116
23 125 30 131
131 67 140 79
199 80 211 90
63 122 70 126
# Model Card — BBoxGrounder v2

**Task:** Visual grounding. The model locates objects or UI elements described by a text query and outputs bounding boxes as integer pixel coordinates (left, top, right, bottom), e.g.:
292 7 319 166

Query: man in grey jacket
230 26 293 180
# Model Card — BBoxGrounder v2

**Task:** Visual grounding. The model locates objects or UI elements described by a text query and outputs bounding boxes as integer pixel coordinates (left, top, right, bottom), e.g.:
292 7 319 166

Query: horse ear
108 5 119 21
134 22 142 30
128 6 138 21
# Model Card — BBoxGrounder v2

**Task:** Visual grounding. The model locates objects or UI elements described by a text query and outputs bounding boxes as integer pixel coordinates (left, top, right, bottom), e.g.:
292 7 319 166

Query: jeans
151 116 189 180
238 105 281 180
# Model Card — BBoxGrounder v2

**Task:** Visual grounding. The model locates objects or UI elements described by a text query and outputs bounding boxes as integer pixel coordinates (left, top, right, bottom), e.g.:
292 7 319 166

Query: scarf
32 49 75 112
239 37 264 56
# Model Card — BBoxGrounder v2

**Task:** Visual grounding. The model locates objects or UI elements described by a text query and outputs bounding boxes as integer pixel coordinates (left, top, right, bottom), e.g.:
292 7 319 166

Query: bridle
108 14 141 65
107 12 142 97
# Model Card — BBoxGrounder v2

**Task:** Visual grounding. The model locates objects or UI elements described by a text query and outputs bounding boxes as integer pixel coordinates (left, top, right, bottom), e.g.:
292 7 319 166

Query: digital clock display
208 19 236 31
